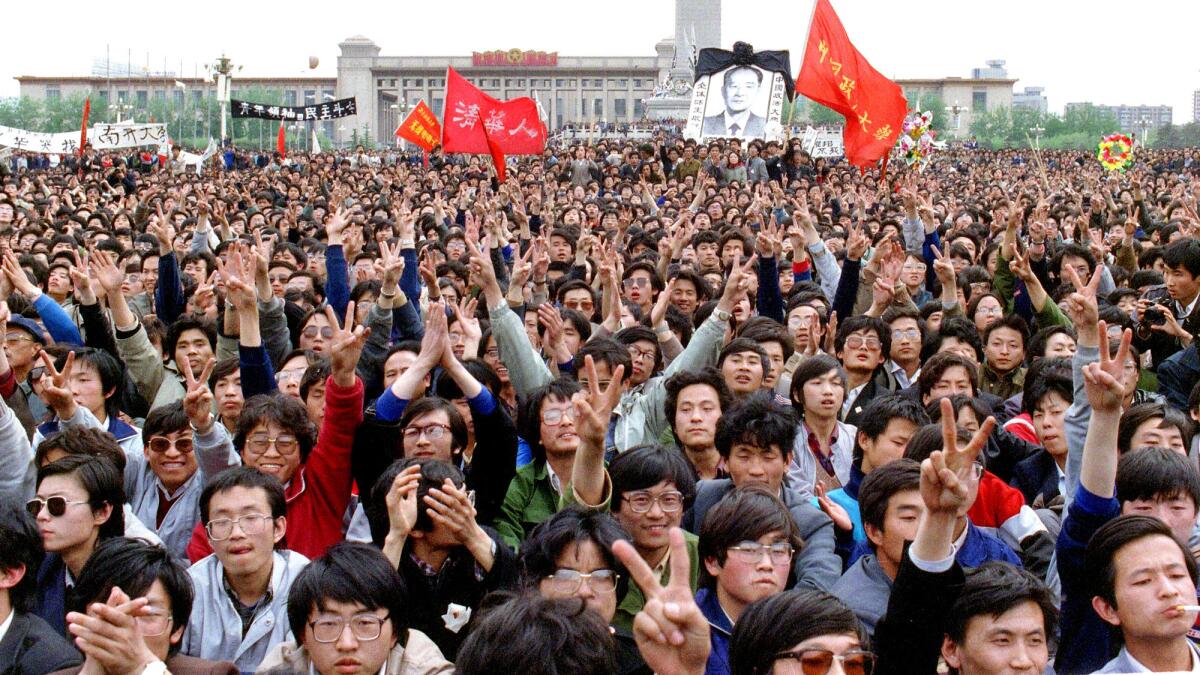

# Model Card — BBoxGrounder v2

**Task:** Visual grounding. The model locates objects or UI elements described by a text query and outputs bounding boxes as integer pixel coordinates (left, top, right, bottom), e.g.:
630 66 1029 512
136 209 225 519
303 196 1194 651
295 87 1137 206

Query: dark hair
1118 402 1194 455
518 506 631 602
614 325 662 375
718 337 771 377
945 562 1058 648
209 356 240 390
58 348 124 419
199 466 288 524
917 351 979 403
456 594 615 675
235 393 317 463
904 423 971 464
723 65 765 87
1116 447 1200 508
287 542 410 647
72 538 193 655
434 358 502 401
1027 325 1077 364
715 391 798 460
573 337 633 385
834 315 890 360
1021 366 1074 417
365 457 465 544
35 425 126 471
738 317 795 363
298 359 331 403
982 314 1030 353
610 444 698 514
0 498 43 612
921 316 984 362
1162 237 1200 278
1051 243 1097 280
788 354 845 417
36 454 125 540
1086 515 1199 608
856 394 930 443
399 395 469 458
142 401 191 443
729 589 868 675
698 485 802 588
664 367 733 438
518 379 584 464
859 459 922 537
164 316 216 364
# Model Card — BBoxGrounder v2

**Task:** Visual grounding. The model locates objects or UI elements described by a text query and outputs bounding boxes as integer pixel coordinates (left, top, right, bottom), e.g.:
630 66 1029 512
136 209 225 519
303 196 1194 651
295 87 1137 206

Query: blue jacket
1055 484 1121 675
33 553 71 637
848 521 1021 570
696 588 733 675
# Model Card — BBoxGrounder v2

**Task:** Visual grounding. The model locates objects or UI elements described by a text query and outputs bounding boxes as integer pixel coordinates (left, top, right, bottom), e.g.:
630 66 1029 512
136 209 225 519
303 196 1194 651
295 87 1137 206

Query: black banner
231 97 357 121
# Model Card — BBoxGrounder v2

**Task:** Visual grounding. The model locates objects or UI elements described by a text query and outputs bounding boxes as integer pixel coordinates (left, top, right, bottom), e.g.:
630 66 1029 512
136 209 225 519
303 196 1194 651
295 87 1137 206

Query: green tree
807 100 844 126
905 93 948 133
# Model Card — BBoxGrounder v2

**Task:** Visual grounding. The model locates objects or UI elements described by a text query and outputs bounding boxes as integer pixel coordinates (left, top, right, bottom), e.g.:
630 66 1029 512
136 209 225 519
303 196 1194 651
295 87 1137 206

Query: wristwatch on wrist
713 307 733 322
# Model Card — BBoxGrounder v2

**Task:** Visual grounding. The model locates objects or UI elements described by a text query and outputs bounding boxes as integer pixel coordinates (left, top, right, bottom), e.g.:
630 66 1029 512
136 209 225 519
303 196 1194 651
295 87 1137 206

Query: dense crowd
2 131 1200 675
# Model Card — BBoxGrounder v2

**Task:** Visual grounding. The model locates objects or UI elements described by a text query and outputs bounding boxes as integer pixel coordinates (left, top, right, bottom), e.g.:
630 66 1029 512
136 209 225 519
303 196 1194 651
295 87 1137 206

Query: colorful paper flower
1097 133 1134 172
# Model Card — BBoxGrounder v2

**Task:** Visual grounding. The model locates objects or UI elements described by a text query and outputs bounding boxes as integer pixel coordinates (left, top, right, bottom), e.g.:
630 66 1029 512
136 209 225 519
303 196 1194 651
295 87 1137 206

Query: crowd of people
1 128 1200 675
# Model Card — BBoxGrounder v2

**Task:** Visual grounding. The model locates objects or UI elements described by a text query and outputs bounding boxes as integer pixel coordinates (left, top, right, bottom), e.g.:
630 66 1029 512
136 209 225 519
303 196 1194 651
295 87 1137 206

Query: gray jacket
682 478 841 592
831 554 892 637
488 302 729 452
182 550 311 673
124 420 240 560
0 398 34 500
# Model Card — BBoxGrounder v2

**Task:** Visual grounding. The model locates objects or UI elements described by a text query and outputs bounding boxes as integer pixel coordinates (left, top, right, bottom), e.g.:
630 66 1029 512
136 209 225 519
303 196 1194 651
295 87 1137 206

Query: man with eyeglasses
696 486 802 674
183 467 309 672
56 537 238 675
881 307 924 390
833 316 899 426
0 311 50 439
259 542 452 674
128 392 239 560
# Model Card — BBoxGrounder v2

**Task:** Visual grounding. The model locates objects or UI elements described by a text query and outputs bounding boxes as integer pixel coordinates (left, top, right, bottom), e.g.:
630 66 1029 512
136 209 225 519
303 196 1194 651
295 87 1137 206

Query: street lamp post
1139 116 1151 147
113 103 133 124
1029 125 1045 149
205 54 241 144
945 101 966 135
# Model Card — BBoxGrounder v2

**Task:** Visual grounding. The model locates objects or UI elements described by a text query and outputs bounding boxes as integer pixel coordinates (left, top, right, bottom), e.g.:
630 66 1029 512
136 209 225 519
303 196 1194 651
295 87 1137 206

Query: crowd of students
1 134 1200 674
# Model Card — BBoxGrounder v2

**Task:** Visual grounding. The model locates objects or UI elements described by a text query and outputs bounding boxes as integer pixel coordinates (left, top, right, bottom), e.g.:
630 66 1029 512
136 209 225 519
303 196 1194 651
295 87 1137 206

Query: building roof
894 78 1019 86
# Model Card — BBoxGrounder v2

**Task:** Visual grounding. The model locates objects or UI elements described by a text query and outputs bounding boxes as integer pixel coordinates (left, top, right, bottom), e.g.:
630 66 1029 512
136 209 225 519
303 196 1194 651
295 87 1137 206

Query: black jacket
0 611 81 675
873 550 965 675
1011 450 1062 507
397 526 519 660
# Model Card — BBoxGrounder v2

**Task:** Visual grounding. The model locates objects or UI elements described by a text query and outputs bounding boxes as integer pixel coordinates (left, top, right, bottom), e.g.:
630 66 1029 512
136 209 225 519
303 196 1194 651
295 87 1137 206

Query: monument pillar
646 0 722 120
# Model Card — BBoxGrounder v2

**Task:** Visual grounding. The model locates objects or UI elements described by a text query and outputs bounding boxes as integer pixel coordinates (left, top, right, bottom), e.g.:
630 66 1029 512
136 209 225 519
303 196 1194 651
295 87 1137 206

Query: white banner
0 123 168 154
801 126 845 158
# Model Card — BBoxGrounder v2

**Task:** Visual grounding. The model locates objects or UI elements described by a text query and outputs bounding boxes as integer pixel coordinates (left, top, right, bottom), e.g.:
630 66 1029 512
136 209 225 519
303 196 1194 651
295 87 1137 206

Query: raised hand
326 206 349 245
845 222 870 262
327 302 370 387
416 301 449 372
378 240 405 292
650 278 677 331
90 249 124 297
613 528 711 675
1084 321 1133 413
717 253 756 314
425 479 494 569
1 251 39 298
66 586 159 675
146 215 175 255
385 465 421 541
572 354 626 453
180 356 216 432
930 244 957 289
921 397 996 515
39 350 77 418
1062 262 1103 344
69 249 97 305
216 244 257 312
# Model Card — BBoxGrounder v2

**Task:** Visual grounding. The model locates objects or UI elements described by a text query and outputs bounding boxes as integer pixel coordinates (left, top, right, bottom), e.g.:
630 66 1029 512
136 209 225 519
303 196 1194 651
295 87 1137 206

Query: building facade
1193 89 1200 123
1063 102 1173 131
1012 86 1048 114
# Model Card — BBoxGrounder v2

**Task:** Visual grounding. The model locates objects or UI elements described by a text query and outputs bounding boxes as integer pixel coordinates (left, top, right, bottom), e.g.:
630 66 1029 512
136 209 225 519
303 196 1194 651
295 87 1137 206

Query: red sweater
186 375 365 562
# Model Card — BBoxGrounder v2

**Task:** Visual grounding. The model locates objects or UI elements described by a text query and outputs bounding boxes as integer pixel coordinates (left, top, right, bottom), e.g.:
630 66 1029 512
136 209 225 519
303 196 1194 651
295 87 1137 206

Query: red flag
440 67 545 180
277 121 286 157
395 100 442 153
796 0 906 168
78 97 90 156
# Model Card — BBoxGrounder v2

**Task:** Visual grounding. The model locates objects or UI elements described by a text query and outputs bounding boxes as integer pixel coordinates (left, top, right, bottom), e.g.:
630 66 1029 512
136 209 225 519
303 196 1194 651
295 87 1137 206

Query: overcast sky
5 0 1197 120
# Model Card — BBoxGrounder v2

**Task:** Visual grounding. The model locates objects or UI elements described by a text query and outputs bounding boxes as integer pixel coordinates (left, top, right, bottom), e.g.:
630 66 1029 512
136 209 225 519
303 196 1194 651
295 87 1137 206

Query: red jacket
186 376 365 562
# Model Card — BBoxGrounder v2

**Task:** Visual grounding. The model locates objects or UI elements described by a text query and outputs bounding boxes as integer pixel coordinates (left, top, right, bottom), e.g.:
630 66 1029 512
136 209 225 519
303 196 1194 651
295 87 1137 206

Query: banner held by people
796 0 906 168
231 97 358 121
0 123 168 154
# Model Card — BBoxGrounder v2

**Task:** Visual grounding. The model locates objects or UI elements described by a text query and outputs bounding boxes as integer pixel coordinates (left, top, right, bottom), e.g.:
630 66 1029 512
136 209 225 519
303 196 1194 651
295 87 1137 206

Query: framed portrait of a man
685 64 786 142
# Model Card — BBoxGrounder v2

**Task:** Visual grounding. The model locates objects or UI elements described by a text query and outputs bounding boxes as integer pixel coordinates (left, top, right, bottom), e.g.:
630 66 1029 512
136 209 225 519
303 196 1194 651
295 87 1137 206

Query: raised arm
376 301 446 423
570 355 625 507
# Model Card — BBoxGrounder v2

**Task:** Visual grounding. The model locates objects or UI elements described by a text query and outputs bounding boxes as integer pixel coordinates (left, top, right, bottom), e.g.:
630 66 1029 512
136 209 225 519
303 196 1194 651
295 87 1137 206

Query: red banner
78 97 90 156
395 100 442 152
796 0 906 168
277 121 286 157
441 66 545 181
472 50 557 67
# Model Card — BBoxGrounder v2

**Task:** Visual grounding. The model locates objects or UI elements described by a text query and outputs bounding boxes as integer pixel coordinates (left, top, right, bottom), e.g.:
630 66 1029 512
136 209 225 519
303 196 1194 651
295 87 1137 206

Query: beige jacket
255 629 453 675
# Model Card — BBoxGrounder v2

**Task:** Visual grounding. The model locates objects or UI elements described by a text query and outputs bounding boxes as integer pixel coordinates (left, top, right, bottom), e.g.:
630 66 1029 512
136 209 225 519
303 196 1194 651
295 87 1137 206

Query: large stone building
896 71 1018 138
1063 102 1173 132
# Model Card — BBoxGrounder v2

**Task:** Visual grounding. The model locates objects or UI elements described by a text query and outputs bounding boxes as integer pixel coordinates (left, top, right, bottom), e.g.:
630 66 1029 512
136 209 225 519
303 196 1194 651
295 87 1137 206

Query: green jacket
495 461 562 551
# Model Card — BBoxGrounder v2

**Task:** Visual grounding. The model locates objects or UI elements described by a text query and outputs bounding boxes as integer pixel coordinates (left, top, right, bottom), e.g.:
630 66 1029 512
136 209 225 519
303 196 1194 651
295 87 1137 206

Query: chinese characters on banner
395 100 442 152
801 126 845 158
795 0 906 168
231 97 358 121
441 66 546 181
0 124 168 154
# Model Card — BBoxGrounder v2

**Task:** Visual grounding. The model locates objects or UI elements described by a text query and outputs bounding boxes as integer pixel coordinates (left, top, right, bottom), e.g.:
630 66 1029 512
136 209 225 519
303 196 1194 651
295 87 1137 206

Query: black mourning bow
694 41 794 101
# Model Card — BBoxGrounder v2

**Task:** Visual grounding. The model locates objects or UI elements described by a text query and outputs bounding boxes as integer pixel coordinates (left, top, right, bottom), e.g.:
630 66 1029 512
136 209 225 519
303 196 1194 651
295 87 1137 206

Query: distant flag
311 129 321 154
277 121 286 157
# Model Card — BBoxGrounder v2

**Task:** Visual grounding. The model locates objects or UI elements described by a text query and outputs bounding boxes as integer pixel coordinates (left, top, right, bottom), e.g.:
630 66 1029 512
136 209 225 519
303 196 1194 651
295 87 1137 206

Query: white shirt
1110 642 1200 672
0 607 13 646
842 383 867 419
887 360 920 390
1179 293 1200 320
